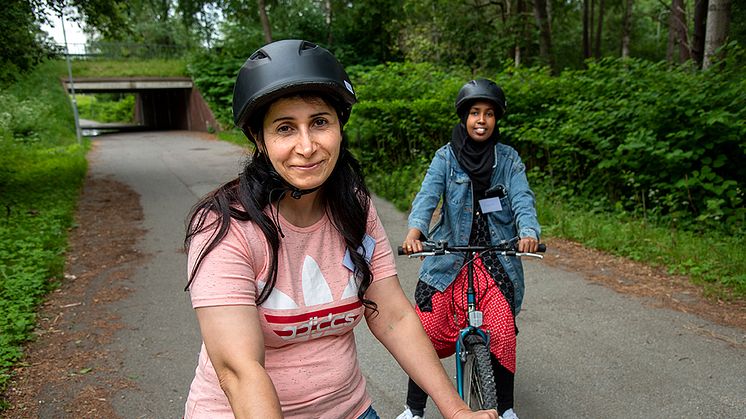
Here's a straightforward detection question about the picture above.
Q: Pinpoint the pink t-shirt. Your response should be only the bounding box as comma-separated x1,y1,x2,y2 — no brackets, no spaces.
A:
184,203,397,419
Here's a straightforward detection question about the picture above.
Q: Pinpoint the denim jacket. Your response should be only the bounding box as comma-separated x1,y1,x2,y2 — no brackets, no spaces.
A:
408,142,541,313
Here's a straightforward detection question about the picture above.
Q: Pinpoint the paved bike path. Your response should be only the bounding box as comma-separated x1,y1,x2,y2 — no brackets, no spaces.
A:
88,131,744,418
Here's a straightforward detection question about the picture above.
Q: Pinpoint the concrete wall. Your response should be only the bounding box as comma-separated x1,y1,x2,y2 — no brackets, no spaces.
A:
133,87,220,132
64,77,221,133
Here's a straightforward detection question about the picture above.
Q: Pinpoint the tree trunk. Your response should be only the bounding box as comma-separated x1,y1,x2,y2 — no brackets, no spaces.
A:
692,0,709,67
257,0,272,44
590,0,595,56
594,0,605,59
667,0,690,63
621,0,634,58
514,0,527,67
703,0,732,68
533,0,555,71
325,0,333,46
583,0,591,59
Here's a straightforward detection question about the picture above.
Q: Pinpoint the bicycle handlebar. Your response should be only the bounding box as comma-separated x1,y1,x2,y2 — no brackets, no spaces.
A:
397,240,546,259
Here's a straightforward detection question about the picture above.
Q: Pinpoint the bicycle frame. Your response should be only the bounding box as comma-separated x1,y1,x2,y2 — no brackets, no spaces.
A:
454,249,490,399
399,238,545,407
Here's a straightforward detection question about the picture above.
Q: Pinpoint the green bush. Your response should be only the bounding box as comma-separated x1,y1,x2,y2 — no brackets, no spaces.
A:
343,58,745,298
76,94,136,123
345,57,745,235
497,57,745,233
0,60,87,396
187,52,245,127
346,62,469,189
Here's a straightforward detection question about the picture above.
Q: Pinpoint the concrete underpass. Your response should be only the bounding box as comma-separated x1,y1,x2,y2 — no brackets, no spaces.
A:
61,77,220,133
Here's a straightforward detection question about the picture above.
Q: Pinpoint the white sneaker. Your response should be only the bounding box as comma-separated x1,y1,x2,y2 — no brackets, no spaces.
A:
500,408,519,419
395,406,423,419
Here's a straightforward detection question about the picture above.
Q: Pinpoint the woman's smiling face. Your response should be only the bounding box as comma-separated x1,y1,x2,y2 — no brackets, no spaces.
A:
260,96,342,191
465,100,497,141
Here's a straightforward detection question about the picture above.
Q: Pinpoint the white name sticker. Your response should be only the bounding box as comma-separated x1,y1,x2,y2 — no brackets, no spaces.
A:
343,234,376,271
479,197,503,214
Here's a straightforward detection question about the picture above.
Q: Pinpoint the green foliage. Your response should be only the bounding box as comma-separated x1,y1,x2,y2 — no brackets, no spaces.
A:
496,56,745,234
347,58,746,235
534,182,746,299
346,62,470,179
1,61,80,146
0,1,58,86
346,59,745,296
0,60,88,396
216,128,254,150
187,52,245,126
70,58,188,77
328,0,404,65
400,0,516,70
76,94,135,123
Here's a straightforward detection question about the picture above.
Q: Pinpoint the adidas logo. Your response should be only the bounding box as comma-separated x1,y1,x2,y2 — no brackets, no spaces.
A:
259,255,361,341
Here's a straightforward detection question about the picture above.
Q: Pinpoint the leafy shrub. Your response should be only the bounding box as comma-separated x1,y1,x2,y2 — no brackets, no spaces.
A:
76,94,136,123
347,58,745,234
187,52,245,127
0,60,87,397
345,62,470,204
496,57,745,233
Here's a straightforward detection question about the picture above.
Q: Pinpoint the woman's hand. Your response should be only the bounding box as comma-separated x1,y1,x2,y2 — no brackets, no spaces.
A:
451,407,499,419
517,236,538,253
402,228,424,255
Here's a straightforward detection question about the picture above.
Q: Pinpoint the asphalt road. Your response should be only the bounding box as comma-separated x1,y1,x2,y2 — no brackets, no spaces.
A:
87,131,745,419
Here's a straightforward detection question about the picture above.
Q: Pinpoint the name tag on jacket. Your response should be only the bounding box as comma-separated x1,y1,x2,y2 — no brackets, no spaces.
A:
479,197,503,213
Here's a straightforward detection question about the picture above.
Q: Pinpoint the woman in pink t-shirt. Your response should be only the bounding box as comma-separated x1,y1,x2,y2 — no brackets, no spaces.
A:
183,39,498,419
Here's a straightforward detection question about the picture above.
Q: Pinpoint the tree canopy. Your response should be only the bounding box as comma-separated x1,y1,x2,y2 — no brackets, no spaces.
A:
3,0,743,83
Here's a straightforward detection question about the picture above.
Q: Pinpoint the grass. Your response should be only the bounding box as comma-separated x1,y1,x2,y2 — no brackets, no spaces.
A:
216,128,254,149
0,60,88,403
65,58,188,78
536,189,746,300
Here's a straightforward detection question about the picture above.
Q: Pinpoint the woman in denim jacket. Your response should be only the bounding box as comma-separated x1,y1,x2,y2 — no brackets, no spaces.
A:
397,79,540,419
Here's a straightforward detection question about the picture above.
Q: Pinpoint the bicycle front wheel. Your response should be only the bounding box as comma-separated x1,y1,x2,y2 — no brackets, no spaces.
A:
461,334,498,410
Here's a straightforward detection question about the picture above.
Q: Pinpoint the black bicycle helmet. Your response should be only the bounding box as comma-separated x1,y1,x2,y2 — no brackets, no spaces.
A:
232,39,357,137
454,79,507,121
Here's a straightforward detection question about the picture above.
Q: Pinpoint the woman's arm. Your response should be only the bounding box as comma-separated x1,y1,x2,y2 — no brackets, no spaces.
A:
195,305,282,419
408,147,449,235
503,149,540,244
365,276,498,419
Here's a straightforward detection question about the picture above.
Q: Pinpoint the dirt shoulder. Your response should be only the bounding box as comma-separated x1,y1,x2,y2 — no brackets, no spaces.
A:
542,237,746,332
1,171,744,417
1,175,147,418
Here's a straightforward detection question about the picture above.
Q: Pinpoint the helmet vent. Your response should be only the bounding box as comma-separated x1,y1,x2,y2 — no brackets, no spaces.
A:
249,50,269,61
299,41,318,51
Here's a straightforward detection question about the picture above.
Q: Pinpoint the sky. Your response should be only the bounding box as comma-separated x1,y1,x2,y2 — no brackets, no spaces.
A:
41,10,88,52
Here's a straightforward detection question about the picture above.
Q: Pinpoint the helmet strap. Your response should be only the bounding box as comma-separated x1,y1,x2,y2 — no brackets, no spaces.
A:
267,166,324,200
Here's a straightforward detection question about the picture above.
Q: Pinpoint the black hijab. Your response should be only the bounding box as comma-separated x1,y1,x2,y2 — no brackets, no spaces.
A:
450,122,500,196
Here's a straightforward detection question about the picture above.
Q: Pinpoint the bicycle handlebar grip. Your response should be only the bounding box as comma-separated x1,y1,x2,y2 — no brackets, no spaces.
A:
538,243,546,253
397,246,405,256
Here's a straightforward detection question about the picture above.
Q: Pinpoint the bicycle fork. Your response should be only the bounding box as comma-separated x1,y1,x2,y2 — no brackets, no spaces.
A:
455,251,491,398
456,326,491,397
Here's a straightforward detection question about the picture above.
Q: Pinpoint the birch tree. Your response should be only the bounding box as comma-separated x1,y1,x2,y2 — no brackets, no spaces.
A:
621,0,633,58
703,0,732,68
